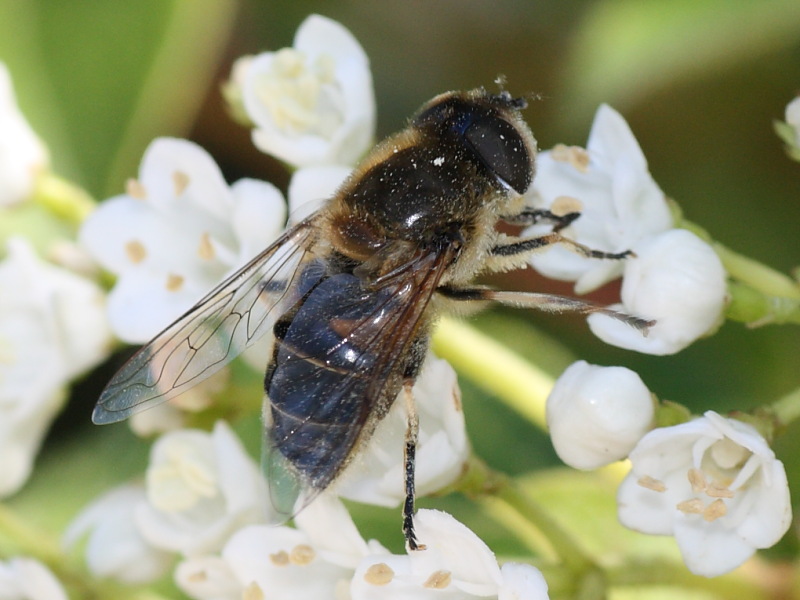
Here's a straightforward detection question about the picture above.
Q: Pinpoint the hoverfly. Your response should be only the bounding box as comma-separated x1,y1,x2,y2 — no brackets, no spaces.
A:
93,88,651,550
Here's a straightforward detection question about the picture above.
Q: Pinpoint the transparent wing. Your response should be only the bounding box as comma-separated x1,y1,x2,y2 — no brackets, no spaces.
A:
261,245,456,521
92,218,320,424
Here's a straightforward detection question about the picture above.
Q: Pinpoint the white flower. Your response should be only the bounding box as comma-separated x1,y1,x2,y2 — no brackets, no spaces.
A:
136,421,269,556
79,137,287,343
175,496,368,600
546,361,655,470
333,355,469,508
63,484,173,584
0,238,111,498
526,104,673,293
588,228,727,355
351,509,549,599
785,95,800,146
617,411,792,577
287,164,351,223
240,14,375,167
0,558,68,600
0,62,49,206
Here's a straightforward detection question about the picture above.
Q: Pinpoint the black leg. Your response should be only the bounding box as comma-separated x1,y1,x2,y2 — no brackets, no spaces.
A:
401,381,425,551
491,232,634,260
501,208,581,232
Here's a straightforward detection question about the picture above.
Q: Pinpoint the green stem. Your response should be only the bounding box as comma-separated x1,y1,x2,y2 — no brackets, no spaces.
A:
680,219,800,324
451,455,596,574
0,503,62,563
33,172,95,225
714,242,800,300
431,317,552,431
680,219,799,299
493,481,594,572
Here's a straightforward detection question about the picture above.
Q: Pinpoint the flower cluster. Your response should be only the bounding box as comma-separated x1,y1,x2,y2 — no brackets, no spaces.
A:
537,94,799,578
0,238,111,497
174,500,547,600
546,360,792,576
67,16,534,597
2,10,798,600
0,63,104,497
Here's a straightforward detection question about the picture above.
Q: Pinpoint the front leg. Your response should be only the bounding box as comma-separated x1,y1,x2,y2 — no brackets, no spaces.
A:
501,208,580,232
485,231,634,273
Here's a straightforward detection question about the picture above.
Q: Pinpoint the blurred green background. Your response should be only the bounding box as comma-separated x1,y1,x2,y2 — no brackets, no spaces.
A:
2,0,800,563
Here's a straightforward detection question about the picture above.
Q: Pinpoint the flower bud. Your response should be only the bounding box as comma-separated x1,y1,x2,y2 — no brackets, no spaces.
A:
546,361,655,470
588,228,726,355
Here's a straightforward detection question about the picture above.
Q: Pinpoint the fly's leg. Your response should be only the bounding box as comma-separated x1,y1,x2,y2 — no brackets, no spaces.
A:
491,232,634,260
484,230,635,274
501,208,580,232
402,380,425,551
437,286,654,332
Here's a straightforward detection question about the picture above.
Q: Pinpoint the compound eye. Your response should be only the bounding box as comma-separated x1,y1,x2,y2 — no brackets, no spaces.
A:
464,116,532,194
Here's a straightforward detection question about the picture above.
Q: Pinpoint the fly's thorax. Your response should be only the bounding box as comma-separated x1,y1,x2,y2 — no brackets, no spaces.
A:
337,136,494,242
332,89,536,241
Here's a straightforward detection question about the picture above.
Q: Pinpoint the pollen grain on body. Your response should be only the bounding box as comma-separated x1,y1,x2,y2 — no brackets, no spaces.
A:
124,240,147,264
637,475,667,492
364,562,394,586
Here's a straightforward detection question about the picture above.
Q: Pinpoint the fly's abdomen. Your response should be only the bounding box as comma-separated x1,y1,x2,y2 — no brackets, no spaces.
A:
266,272,393,488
